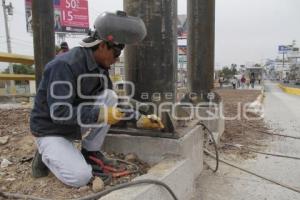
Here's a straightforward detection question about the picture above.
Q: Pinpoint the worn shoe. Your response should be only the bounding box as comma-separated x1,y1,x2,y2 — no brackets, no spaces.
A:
31,150,49,178
81,149,118,167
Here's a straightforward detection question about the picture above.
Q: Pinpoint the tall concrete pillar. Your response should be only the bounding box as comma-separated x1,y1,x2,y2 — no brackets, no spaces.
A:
32,0,55,88
124,0,177,103
187,0,215,97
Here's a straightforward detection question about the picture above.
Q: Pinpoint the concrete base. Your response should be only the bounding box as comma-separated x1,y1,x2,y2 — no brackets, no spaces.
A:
197,103,225,145
102,125,204,200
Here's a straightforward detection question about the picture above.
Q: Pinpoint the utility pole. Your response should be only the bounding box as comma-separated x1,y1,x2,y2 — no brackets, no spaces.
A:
282,52,285,69
2,0,15,93
32,0,55,88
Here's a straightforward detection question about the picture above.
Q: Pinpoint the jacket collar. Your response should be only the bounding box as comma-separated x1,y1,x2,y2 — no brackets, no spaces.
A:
84,48,107,73
85,48,99,72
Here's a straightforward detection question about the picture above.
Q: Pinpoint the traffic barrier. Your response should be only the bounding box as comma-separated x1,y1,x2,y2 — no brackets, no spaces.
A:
278,84,300,96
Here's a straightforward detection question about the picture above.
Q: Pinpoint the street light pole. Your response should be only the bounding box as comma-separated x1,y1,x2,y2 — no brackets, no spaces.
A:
2,0,15,93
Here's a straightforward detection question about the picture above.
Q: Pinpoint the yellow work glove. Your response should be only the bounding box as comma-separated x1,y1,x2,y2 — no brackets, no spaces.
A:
98,106,125,125
136,114,165,130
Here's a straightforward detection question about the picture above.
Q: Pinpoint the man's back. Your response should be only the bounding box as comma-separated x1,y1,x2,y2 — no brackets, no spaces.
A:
30,47,111,140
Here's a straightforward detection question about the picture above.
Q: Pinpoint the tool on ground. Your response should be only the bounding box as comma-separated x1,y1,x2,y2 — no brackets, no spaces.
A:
88,155,139,179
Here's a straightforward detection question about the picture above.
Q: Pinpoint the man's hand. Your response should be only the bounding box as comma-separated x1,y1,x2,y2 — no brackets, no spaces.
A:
136,114,165,130
98,107,125,125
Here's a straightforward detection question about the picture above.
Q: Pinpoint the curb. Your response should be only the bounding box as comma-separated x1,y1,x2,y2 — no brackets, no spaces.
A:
278,84,300,96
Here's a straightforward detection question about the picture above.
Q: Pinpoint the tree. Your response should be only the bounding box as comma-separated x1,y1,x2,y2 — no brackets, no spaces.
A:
3,64,35,84
254,63,261,67
3,64,35,75
220,65,237,79
230,63,237,75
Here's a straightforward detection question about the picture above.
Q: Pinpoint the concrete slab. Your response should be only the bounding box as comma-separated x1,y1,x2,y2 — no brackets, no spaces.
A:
100,156,194,200
192,82,300,200
102,125,204,200
197,103,225,145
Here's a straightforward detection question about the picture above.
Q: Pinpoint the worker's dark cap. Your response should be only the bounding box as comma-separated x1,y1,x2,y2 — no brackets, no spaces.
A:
60,42,69,50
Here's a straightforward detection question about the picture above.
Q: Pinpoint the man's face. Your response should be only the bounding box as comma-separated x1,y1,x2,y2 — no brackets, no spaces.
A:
94,42,123,69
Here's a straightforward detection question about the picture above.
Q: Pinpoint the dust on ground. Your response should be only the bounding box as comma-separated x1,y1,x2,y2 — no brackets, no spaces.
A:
214,89,272,160
0,89,273,198
0,106,149,199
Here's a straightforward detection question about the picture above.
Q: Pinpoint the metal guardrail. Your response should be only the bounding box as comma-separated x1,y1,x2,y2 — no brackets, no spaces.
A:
0,52,34,65
0,74,35,81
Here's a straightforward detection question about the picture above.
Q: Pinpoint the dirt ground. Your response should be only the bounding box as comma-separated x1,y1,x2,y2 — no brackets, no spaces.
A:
0,106,149,199
214,89,271,160
0,89,269,199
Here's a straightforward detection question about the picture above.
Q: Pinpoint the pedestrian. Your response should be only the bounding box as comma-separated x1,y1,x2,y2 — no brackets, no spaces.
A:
237,77,241,88
57,41,69,55
246,76,250,88
250,73,255,88
219,77,223,88
30,11,163,188
258,75,261,85
231,77,237,89
241,75,246,88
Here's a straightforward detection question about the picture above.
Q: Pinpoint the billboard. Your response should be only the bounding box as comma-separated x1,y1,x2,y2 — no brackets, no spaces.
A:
25,0,89,34
278,45,291,54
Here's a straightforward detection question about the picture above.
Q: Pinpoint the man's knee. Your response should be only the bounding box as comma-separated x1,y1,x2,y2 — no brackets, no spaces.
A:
65,166,93,187
73,169,93,187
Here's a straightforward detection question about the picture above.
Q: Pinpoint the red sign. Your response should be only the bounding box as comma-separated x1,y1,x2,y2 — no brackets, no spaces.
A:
60,0,89,31
25,0,89,34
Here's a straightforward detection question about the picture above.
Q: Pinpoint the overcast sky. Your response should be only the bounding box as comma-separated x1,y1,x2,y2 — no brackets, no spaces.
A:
1,0,300,69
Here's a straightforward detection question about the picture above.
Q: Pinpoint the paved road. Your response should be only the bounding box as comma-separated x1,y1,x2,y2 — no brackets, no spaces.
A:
192,81,300,200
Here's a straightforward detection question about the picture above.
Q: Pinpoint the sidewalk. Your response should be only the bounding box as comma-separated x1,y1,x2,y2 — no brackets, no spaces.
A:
218,84,263,91
192,81,300,200
237,85,263,90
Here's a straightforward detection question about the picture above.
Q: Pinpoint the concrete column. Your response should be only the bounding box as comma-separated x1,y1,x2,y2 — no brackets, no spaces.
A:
124,0,177,103
187,0,215,97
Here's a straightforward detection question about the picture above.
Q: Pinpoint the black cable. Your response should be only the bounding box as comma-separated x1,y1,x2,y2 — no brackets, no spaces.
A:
246,148,300,160
205,149,300,194
0,191,50,200
243,123,300,140
0,179,178,200
198,122,219,172
224,143,300,160
75,179,178,200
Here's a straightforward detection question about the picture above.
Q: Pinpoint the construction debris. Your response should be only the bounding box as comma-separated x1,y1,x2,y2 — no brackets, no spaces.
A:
0,105,150,199
124,153,138,162
0,136,9,145
1,159,12,168
92,177,105,192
